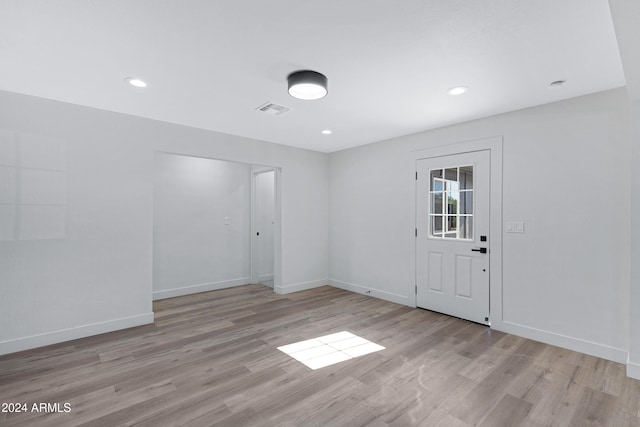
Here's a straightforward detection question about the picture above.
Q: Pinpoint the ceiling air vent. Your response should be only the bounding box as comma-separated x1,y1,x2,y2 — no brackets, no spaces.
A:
255,102,291,116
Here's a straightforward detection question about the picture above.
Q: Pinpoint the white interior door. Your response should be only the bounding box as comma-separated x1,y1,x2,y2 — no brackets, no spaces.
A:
416,150,490,324
252,169,275,288
257,171,275,286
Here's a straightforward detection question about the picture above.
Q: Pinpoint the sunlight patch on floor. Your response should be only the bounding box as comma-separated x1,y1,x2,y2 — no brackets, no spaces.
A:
277,331,385,370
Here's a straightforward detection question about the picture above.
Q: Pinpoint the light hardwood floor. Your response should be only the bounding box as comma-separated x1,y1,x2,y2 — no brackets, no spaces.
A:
1,285,639,426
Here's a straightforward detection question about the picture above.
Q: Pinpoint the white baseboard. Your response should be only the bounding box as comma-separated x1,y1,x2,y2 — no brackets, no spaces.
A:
495,320,627,364
259,274,274,282
328,278,410,306
627,359,640,380
325,280,628,367
275,278,328,295
0,312,154,356
153,277,251,300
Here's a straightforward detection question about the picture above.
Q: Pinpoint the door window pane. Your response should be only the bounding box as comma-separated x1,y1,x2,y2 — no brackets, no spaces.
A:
428,165,474,241
459,216,473,240
447,191,458,215
431,192,443,215
460,166,473,190
446,215,457,231
460,191,473,214
445,168,457,181
430,169,443,192
432,216,443,234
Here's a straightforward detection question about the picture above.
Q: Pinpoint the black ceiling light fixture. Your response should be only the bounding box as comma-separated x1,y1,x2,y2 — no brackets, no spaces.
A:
287,70,328,100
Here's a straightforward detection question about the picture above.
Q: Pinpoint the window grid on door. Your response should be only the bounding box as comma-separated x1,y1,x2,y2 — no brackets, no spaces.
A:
429,165,474,240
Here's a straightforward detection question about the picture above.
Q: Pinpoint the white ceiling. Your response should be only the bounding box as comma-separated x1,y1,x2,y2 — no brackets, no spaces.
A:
0,0,626,153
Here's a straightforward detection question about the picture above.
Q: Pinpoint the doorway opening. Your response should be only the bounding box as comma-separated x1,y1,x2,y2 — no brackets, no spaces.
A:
152,152,281,300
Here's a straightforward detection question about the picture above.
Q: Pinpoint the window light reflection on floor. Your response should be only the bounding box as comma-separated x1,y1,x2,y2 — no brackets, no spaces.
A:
277,331,385,370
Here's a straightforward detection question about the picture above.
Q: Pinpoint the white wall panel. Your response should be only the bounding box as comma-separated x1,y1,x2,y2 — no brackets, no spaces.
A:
20,169,66,205
18,205,66,240
0,166,16,203
19,133,66,171
0,205,15,241
0,130,17,166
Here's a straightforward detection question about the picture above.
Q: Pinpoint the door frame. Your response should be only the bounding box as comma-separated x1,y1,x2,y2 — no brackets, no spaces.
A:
250,167,282,289
409,136,503,326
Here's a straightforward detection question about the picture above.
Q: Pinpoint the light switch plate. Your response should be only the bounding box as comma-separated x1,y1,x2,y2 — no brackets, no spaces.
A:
506,221,524,233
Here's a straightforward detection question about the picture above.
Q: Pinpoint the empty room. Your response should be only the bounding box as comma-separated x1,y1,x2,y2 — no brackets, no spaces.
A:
1,1,640,426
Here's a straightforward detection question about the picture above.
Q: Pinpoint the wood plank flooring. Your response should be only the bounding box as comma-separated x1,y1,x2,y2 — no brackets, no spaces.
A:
1,285,639,426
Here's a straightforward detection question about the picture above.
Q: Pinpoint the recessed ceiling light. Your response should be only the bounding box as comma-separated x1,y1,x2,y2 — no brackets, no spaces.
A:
288,70,328,100
125,77,147,88
321,129,332,135
549,80,566,89
448,86,468,96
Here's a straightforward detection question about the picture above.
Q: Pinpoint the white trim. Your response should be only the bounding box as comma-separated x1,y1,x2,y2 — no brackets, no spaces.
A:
408,136,503,325
0,312,154,356
329,279,410,306
627,359,640,380
273,168,283,292
152,277,250,300
250,169,259,284
498,320,627,363
275,278,328,294
259,274,274,282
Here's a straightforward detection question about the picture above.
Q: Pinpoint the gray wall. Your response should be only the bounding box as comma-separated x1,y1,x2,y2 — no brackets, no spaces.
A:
329,88,632,363
609,0,640,378
153,153,252,299
0,90,329,355
1,85,638,377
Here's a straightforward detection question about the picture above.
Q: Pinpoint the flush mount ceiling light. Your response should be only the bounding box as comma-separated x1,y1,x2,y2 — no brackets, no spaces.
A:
287,70,328,100
448,86,468,95
321,129,332,135
125,77,147,88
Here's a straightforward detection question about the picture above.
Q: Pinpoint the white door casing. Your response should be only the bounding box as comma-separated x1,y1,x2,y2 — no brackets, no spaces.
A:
416,150,490,325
